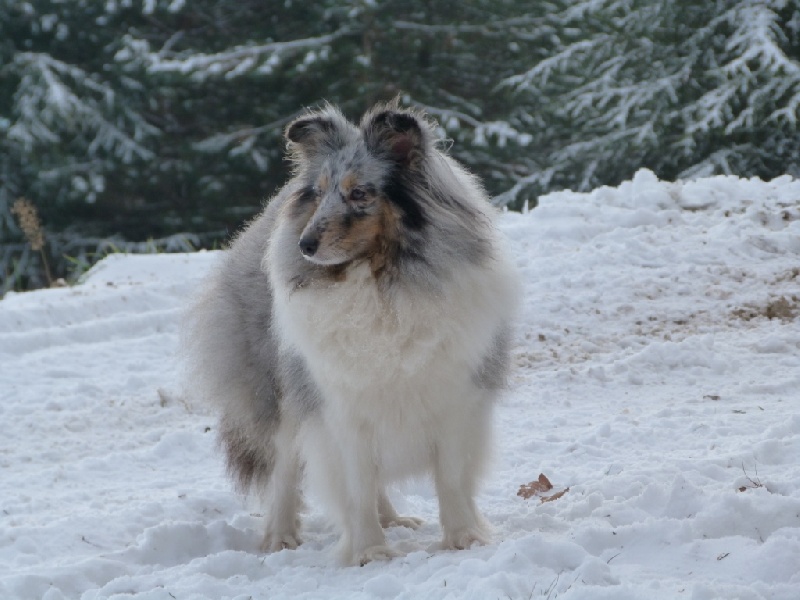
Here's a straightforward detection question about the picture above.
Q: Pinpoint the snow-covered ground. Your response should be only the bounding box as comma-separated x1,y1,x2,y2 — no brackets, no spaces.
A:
1,169,799,600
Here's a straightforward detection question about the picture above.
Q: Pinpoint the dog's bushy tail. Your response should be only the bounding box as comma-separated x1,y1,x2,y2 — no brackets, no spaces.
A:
182,260,279,494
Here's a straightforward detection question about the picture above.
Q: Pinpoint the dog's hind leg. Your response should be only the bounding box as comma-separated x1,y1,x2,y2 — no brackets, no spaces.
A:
378,489,423,530
260,419,302,552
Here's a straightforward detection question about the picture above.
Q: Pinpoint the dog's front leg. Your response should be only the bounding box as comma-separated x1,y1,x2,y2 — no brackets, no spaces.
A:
433,404,492,550
333,433,400,566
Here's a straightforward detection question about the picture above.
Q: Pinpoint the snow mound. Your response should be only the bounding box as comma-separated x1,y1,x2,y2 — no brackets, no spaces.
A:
1,170,799,599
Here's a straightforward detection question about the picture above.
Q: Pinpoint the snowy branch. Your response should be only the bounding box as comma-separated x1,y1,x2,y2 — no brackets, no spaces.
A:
503,37,611,90
392,14,547,37
409,100,533,149
136,27,355,79
9,53,157,162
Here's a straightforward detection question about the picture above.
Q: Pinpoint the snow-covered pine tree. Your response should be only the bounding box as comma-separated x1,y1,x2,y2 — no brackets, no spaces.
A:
1,1,165,291
342,0,540,199
122,0,542,204
0,3,160,229
499,0,800,206
1,0,347,291
8,0,797,291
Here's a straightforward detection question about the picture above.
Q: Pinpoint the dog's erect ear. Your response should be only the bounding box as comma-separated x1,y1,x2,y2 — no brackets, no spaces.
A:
286,115,336,155
285,107,351,159
362,109,427,168
285,115,334,146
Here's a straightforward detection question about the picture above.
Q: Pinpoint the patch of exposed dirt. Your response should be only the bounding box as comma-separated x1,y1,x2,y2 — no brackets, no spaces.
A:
732,295,799,322
776,267,800,282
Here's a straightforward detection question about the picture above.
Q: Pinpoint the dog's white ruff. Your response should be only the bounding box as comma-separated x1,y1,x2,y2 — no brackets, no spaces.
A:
268,241,518,564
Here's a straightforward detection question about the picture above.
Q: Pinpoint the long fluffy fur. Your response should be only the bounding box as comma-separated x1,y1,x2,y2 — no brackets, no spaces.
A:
185,101,519,565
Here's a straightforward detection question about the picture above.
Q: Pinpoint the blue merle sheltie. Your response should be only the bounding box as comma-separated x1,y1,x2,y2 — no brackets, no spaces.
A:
185,101,519,566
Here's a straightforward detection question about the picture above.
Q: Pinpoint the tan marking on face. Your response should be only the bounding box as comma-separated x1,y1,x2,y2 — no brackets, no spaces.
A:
369,200,403,277
326,210,383,260
310,197,388,269
340,171,359,195
317,173,330,193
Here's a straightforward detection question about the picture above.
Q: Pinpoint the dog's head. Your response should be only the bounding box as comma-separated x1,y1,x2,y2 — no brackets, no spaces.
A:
283,102,434,271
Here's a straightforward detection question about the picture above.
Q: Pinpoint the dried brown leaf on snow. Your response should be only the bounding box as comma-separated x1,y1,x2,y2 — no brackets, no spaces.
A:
518,473,569,503
540,488,570,503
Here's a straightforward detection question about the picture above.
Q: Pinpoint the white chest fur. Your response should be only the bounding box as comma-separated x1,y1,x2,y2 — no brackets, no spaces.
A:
275,263,502,382
270,256,517,476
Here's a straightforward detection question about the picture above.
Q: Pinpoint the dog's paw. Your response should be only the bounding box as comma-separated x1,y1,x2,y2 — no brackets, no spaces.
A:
260,531,301,553
355,545,402,567
441,527,490,551
380,515,424,530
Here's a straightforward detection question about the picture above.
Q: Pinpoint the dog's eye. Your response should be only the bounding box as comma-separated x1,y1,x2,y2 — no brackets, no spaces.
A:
349,188,366,202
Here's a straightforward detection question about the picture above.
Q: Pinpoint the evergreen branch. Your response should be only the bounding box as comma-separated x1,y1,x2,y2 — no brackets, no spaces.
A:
392,14,548,36
192,113,302,153
10,53,157,161
408,100,533,147
147,27,355,76
502,37,612,89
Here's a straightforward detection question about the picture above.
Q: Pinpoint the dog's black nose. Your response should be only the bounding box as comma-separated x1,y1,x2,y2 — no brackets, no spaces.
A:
299,236,319,256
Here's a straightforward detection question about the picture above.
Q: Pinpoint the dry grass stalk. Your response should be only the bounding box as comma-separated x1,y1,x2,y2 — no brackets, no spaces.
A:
738,463,764,493
11,197,52,285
